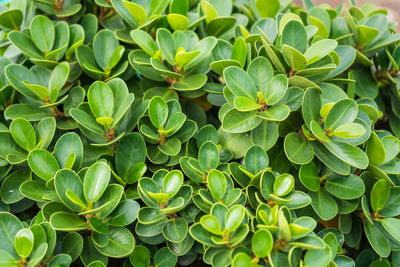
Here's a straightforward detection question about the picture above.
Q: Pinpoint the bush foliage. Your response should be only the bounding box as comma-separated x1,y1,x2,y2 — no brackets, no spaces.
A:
0,0,400,266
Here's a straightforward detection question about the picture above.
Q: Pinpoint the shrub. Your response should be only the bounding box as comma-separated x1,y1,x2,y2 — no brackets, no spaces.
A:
0,0,400,266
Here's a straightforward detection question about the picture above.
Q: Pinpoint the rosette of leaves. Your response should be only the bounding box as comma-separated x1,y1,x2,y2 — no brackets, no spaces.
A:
344,4,400,60
238,207,339,266
0,212,74,267
284,89,370,175
15,132,84,203
0,117,55,165
110,0,169,31
0,0,33,38
355,178,400,258
8,15,84,67
70,78,135,146
365,131,400,185
210,37,247,76
299,162,365,220
192,168,246,213
249,0,292,20
165,0,206,31
180,126,233,183
139,96,197,164
129,28,216,93
189,204,249,254
259,18,346,89
47,162,138,258
221,57,292,133
34,0,82,17
4,62,81,126
229,144,270,188
110,133,147,187
137,170,193,250
256,170,312,210
76,29,129,81
199,0,236,38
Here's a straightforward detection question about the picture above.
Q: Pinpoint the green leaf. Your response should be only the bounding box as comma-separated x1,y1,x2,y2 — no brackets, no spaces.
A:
264,74,288,106
28,149,60,181
255,0,280,18
49,61,69,95
162,217,188,243
304,39,338,65
324,141,369,169
370,179,391,212
302,88,321,128
231,37,246,67
247,56,273,93
222,109,262,133
357,25,379,45
310,120,330,143
55,169,85,212
175,50,200,69
167,14,189,31
332,123,366,138
0,9,23,30
93,29,121,71
200,214,221,235
129,245,150,267
50,212,89,231
225,205,245,232
171,74,207,91
381,218,400,243
14,228,34,258
26,243,47,267
299,162,320,192
208,170,227,201
162,170,183,198
47,254,72,267
157,28,176,66
324,99,358,130
54,132,83,170
234,96,261,112
256,104,290,121
30,15,55,53
273,174,294,197
252,229,273,258
87,81,114,126
224,66,257,100
93,226,134,257
281,20,308,53
0,250,17,266
366,132,386,166
148,96,169,129
325,174,365,200
131,30,157,56
244,145,269,174
199,141,219,172
310,188,338,220
284,132,314,165
61,232,83,262
109,199,140,226
158,137,181,156
282,45,308,71
154,247,177,267
115,133,146,183
0,169,31,204
10,118,36,151
83,162,111,203
364,221,390,257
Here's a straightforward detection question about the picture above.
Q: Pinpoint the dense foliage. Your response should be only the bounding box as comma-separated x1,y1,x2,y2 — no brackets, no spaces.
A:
0,0,400,266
